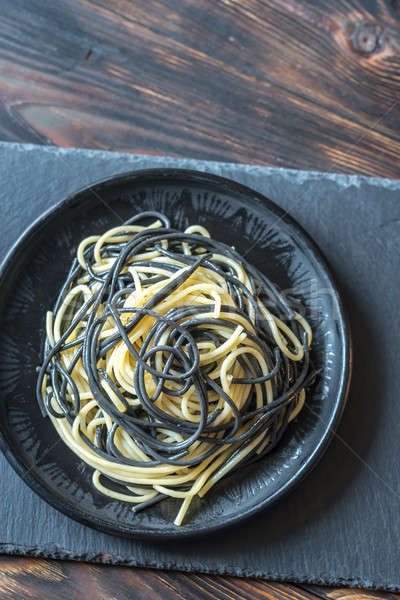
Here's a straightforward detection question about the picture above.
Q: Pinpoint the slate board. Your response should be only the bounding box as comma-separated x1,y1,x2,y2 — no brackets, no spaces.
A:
0,142,399,590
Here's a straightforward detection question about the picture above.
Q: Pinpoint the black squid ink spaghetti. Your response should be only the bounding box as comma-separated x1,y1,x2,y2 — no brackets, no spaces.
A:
37,211,314,525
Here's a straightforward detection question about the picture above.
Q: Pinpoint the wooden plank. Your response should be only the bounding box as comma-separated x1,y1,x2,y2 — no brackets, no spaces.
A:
5,555,398,600
300,585,400,600
0,556,324,600
0,0,398,176
4,555,398,600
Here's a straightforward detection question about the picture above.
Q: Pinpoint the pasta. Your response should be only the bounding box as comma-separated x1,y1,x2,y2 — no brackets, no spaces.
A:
36,211,314,526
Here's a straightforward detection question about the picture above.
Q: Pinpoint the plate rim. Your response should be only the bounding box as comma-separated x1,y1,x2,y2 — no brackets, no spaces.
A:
0,167,352,539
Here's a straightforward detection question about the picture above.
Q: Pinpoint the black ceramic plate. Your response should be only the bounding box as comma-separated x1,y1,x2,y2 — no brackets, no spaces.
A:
0,169,351,539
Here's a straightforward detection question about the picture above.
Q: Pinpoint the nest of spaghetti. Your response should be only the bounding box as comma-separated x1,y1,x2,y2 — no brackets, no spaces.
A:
37,211,314,526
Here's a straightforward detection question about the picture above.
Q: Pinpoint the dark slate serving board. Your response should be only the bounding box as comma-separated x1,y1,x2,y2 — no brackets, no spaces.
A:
0,142,399,590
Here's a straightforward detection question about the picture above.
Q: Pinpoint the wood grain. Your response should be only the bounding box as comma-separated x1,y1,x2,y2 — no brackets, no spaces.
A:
0,0,399,176
0,556,320,600
300,586,400,600
1,557,400,600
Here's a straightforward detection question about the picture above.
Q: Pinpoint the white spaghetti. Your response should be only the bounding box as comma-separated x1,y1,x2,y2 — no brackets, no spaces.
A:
37,211,313,526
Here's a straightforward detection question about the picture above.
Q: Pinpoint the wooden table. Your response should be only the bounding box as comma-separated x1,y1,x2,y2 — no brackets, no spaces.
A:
0,1,399,599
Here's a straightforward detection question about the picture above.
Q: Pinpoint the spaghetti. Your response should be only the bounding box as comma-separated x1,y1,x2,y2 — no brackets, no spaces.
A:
37,211,313,525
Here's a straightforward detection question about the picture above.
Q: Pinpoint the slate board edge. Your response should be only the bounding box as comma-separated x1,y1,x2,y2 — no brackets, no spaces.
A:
2,141,399,189
0,543,397,592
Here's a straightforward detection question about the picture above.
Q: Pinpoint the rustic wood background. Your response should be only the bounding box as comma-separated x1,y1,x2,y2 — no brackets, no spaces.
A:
0,0,399,177
0,0,399,598
1,556,400,600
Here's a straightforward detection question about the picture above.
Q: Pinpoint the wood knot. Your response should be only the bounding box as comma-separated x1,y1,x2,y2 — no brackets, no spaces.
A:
349,23,384,55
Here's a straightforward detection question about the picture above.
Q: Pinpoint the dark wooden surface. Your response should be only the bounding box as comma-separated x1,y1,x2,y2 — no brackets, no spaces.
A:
1,557,400,600
0,1,399,599
0,0,399,176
